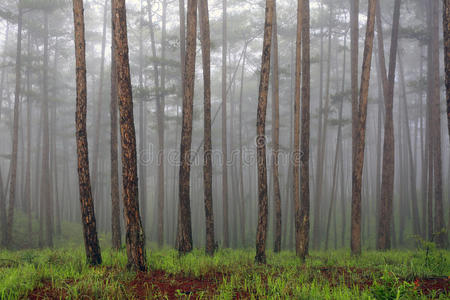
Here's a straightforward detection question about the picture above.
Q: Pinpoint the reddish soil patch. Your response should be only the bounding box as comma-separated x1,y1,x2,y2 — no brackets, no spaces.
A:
318,266,377,290
127,270,226,299
28,280,72,300
414,277,450,296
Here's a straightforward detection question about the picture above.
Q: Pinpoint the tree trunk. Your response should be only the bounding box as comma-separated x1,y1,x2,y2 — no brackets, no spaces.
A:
445,0,450,144
72,0,102,266
178,0,197,255
255,0,274,264
221,0,229,248
351,0,376,256
199,0,215,256
376,0,401,250
293,0,303,258
271,1,281,253
6,4,23,246
110,9,121,251
239,46,247,248
431,0,446,248
298,0,310,260
112,0,147,271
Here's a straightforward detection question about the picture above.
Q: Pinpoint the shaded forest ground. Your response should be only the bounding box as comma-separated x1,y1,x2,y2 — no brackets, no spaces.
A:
0,213,449,299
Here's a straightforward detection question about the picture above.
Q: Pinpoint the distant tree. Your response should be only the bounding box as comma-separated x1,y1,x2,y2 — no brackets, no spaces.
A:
351,0,376,256
72,0,102,266
178,0,197,255
222,0,229,248
445,0,450,144
112,0,147,271
255,0,274,264
6,0,23,246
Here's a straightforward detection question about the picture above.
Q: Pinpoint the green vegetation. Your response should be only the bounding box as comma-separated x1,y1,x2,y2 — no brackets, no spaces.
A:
0,246,449,299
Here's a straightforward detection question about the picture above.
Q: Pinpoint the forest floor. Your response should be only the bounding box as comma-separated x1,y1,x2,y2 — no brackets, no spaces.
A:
0,216,449,299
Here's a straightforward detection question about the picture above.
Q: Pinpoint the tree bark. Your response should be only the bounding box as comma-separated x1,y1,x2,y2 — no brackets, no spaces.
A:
298,0,310,260
72,0,102,266
255,0,274,264
112,0,147,271
293,0,303,258
351,0,376,256
178,0,197,255
271,0,281,253
199,0,215,256
445,0,450,144
110,9,121,251
6,3,23,246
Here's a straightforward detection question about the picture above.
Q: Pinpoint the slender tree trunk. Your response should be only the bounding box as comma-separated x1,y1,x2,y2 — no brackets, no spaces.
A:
178,0,197,255
221,0,229,248
376,0,401,250
0,169,6,246
6,4,23,245
112,0,147,271
255,0,274,264
298,0,310,260
351,0,376,256
25,31,32,239
293,0,303,258
0,22,8,122
92,0,108,198
199,0,215,256
239,46,247,248
271,1,281,253
72,0,102,266
445,0,450,143
398,52,421,236
110,12,121,250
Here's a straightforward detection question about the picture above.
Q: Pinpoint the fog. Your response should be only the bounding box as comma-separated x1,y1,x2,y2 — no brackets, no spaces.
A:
0,0,448,259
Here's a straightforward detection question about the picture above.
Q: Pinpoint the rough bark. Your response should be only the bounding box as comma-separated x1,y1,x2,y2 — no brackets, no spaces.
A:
351,0,359,170
351,0,376,256
72,0,102,266
255,0,274,264
298,0,310,260
199,0,215,256
6,4,23,246
293,0,303,258
178,0,197,255
112,0,147,271
238,46,247,248
110,13,121,251
271,0,281,253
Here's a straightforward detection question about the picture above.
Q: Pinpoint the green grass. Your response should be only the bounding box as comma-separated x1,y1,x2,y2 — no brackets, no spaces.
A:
0,214,449,299
0,246,448,299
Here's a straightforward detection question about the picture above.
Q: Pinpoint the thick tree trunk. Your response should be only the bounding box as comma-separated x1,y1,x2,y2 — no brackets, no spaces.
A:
351,0,376,256
112,0,147,271
271,1,281,253
199,0,215,256
110,14,121,250
293,0,303,258
376,0,401,251
72,0,102,266
431,0,446,248
298,0,310,260
6,5,23,245
255,0,274,264
178,0,197,255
